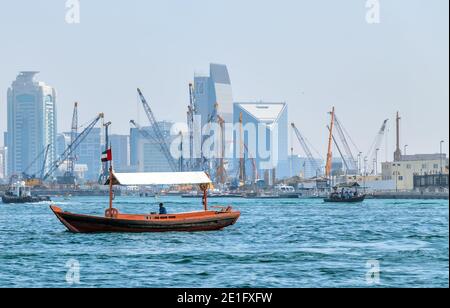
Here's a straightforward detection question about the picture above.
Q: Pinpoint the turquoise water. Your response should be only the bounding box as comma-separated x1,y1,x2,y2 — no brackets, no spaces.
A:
0,196,448,288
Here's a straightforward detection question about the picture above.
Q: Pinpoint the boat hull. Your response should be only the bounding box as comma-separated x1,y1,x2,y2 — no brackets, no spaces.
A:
323,195,366,203
2,195,51,204
50,205,240,233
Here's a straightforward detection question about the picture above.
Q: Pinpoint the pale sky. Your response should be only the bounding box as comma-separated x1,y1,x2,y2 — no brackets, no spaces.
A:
0,0,448,160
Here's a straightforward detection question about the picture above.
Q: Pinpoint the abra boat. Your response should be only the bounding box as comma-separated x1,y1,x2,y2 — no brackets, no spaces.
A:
1,181,50,204
324,182,366,203
50,168,240,233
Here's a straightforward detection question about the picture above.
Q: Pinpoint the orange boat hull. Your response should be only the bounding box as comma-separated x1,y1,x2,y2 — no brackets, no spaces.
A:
50,205,240,233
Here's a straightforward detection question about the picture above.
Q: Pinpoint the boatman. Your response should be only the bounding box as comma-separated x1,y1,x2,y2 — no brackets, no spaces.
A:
159,203,167,215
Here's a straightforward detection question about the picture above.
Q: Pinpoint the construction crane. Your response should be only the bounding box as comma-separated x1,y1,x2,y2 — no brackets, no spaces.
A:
243,143,257,185
58,102,79,185
325,107,335,178
67,102,78,176
239,113,246,183
327,125,350,173
136,88,178,172
21,143,51,186
129,120,178,172
187,83,197,171
333,114,358,172
216,112,227,185
367,119,389,174
291,123,321,178
43,113,104,181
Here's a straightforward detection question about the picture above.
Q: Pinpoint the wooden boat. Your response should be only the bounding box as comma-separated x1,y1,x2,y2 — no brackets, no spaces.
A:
50,168,240,233
324,194,366,203
324,182,366,203
50,205,239,233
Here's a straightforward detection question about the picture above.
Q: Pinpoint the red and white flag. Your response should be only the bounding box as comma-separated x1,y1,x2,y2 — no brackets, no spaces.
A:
101,148,112,162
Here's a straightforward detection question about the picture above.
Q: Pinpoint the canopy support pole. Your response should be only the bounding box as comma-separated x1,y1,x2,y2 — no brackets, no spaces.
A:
109,165,113,212
201,185,208,211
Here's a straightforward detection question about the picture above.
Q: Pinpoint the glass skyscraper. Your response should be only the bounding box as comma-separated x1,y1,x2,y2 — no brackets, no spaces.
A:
233,102,289,182
6,72,57,177
194,63,234,129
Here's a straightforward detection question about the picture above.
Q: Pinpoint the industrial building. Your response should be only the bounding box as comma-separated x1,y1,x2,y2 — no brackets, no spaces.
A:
6,72,57,177
380,112,449,191
382,154,449,191
233,102,288,184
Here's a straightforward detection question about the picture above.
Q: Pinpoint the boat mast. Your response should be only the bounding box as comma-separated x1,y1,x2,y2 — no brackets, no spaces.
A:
325,107,335,181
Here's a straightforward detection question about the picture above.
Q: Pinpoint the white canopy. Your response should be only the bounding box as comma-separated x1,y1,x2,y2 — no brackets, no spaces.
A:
107,172,212,186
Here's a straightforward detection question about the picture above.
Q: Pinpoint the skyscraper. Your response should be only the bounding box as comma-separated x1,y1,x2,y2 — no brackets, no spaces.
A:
0,147,6,180
234,102,289,182
110,134,129,172
193,64,234,179
194,63,234,129
7,72,57,177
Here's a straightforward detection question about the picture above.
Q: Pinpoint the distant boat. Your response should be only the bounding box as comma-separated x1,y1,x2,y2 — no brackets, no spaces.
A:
324,182,366,203
50,169,240,233
1,181,50,204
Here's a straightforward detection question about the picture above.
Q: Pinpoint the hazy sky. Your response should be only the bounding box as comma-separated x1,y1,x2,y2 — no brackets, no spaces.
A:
0,0,448,160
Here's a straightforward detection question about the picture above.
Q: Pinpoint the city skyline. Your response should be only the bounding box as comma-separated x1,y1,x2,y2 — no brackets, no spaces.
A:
0,0,448,159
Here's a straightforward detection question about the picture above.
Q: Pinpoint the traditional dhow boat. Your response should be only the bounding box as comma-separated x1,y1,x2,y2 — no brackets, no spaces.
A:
324,182,366,203
50,169,240,233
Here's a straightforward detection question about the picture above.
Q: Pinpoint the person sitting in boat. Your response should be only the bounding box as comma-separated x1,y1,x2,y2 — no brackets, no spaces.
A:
159,203,167,215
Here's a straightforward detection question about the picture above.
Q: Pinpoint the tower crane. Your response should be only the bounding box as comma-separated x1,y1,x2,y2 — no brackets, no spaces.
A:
367,119,389,174
136,88,178,172
43,113,104,181
291,123,321,178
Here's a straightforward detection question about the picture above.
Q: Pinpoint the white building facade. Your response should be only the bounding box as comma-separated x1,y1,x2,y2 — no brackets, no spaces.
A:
6,72,57,177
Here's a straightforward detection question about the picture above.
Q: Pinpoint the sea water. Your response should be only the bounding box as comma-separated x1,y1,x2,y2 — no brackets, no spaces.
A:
0,196,448,288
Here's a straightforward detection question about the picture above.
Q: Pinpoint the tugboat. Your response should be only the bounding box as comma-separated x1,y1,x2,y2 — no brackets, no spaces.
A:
324,182,366,203
1,181,51,204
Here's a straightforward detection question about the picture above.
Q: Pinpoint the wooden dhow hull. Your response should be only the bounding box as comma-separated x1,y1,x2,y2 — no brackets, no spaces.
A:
50,205,240,233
